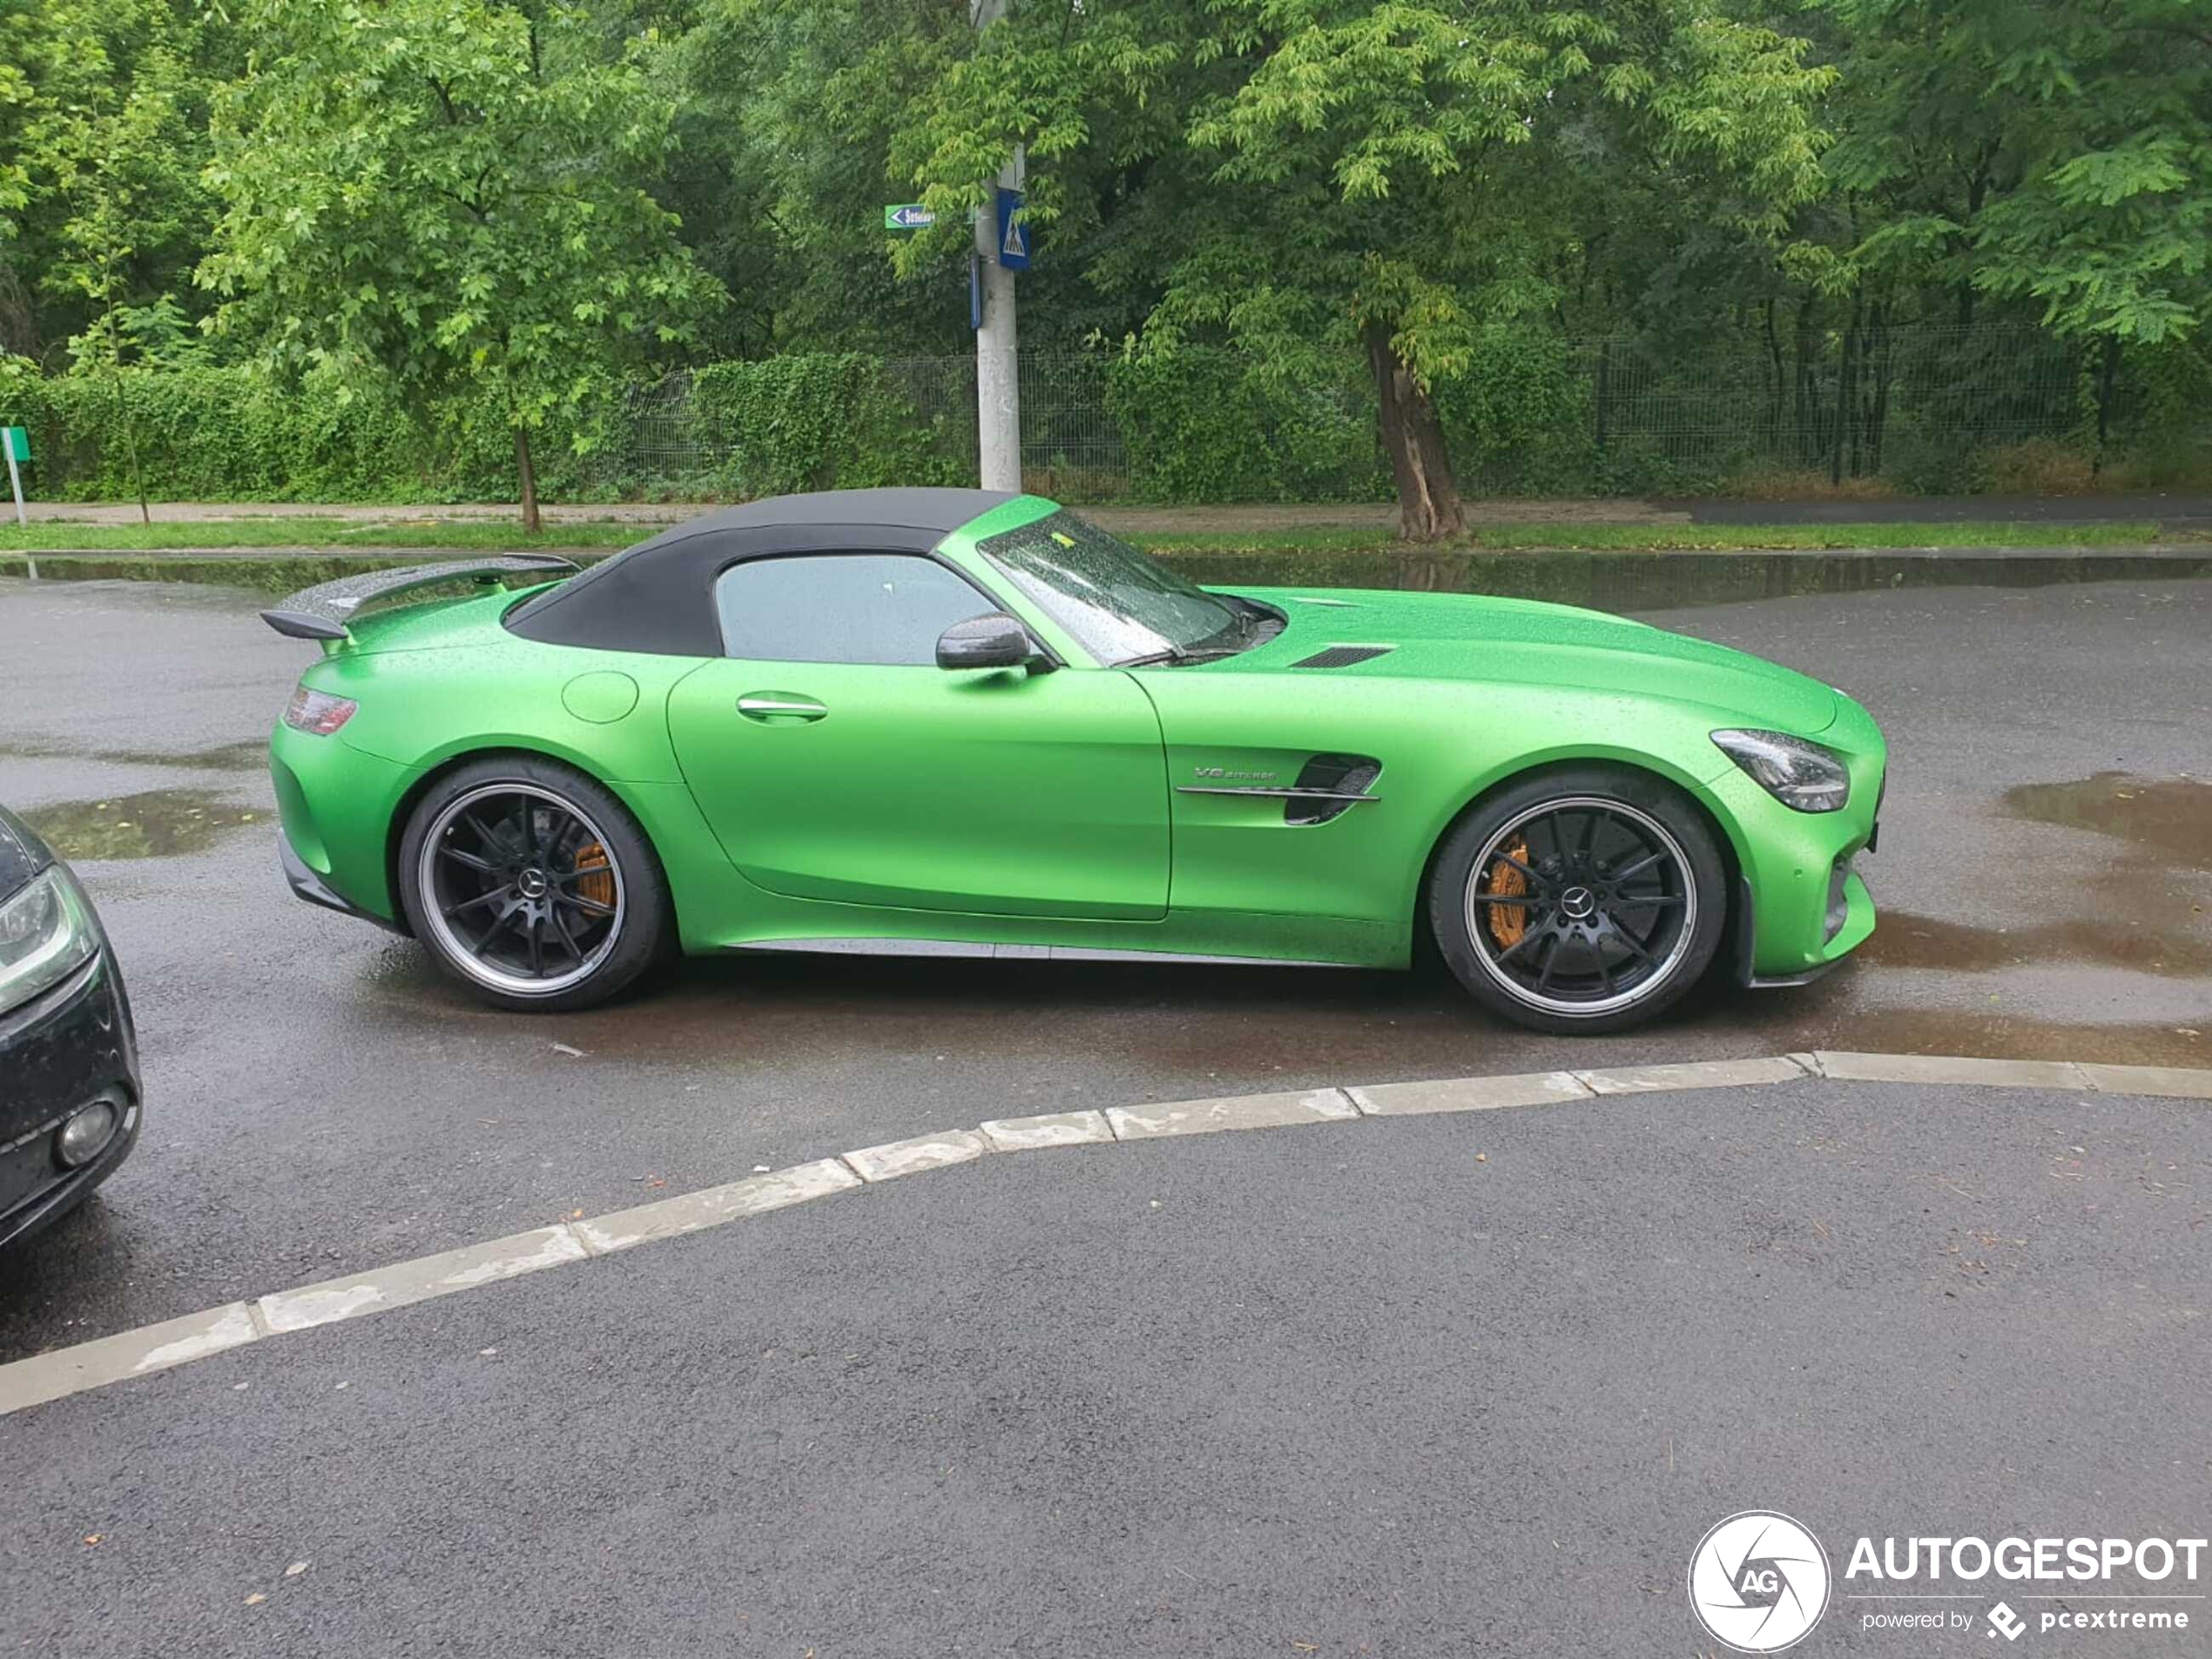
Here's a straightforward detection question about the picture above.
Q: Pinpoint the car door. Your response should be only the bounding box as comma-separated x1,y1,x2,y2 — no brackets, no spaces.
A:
665,550,1170,921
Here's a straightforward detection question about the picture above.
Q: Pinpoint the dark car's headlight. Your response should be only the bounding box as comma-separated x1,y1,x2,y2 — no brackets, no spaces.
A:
0,866,103,1015
1711,729,1851,813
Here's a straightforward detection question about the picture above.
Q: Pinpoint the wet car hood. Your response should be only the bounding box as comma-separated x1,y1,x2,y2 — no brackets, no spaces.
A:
0,804,52,902
1225,587,1842,735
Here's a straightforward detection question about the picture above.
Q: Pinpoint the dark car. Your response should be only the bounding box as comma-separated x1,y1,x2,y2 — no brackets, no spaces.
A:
0,805,140,1247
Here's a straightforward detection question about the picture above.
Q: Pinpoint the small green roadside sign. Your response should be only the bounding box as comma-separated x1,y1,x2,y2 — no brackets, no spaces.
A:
2,426,25,463
884,204,936,231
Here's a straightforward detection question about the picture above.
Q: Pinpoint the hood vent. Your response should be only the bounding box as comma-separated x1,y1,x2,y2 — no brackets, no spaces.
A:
1291,644,1394,670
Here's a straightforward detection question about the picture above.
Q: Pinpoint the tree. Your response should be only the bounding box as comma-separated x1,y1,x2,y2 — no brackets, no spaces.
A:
1825,0,2212,350
44,49,212,523
198,0,722,528
0,0,217,366
891,0,1834,538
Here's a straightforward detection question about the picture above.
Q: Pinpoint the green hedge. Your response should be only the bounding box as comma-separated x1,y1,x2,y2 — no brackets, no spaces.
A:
686,356,966,496
7,339,2202,509
1104,350,1387,503
0,365,607,504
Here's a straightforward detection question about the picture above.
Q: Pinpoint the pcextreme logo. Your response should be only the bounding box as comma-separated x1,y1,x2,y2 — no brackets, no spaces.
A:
1688,1511,1832,1653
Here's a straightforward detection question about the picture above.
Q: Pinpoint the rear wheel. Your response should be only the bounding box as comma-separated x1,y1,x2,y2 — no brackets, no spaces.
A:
397,756,671,1012
1428,766,1726,1035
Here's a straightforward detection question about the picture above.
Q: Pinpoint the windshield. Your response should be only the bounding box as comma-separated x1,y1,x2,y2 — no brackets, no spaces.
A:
976,509,1242,665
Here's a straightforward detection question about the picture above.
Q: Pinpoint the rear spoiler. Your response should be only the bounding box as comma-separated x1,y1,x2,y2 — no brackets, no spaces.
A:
260,555,581,642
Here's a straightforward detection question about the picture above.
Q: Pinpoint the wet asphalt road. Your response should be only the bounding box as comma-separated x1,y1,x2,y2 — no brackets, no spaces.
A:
3,1077,2208,1656
0,572,2207,1360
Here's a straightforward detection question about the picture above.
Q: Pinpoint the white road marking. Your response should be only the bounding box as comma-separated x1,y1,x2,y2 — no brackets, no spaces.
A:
0,1051,2204,1417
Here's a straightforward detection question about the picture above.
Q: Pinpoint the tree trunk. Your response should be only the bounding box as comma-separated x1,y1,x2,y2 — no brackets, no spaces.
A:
1363,320,1464,543
105,300,150,524
2092,336,2121,477
113,371,150,526
1864,303,1892,476
1792,300,1819,468
1762,298,1784,458
1594,339,1611,457
1831,292,1862,486
515,425,541,534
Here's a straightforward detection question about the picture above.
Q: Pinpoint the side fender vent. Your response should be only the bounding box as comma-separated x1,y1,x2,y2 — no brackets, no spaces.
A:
1286,753,1383,826
1291,644,1394,670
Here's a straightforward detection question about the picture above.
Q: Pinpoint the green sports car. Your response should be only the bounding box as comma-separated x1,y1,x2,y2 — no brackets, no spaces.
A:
264,488,1883,1034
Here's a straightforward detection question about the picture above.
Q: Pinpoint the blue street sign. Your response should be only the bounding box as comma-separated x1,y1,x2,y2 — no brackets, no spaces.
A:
884,203,936,231
995,187,1030,272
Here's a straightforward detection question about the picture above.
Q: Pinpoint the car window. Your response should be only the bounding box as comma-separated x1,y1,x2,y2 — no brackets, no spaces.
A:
714,554,995,665
975,509,1244,665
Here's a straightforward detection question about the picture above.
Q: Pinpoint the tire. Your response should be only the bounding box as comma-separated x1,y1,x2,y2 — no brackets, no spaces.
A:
1427,765,1727,1035
396,755,672,1013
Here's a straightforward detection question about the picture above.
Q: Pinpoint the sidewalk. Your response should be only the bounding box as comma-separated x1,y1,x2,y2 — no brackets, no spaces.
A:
17,489,2212,533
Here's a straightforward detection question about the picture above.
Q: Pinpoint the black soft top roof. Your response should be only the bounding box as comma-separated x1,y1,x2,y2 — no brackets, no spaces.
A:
621,488,1015,551
506,489,1018,658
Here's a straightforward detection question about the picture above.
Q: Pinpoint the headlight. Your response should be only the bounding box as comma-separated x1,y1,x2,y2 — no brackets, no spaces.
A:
0,865,103,1016
1711,729,1851,813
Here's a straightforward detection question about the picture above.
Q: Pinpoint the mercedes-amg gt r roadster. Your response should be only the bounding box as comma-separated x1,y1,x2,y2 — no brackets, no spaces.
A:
263,489,1883,1034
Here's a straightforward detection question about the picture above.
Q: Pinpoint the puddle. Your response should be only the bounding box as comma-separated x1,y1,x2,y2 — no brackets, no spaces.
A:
2003,773,2212,868
1862,912,2212,979
1825,1008,2207,1069
17,790,264,860
0,737,266,772
1691,974,2208,1068
1167,550,2212,614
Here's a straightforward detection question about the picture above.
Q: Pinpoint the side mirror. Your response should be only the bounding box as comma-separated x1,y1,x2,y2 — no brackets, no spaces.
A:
936,611,1037,672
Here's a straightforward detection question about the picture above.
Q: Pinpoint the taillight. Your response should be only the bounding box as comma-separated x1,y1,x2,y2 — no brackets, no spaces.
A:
284,686,358,736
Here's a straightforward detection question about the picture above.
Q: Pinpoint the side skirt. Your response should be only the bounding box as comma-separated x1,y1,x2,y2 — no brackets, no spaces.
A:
725,937,1356,970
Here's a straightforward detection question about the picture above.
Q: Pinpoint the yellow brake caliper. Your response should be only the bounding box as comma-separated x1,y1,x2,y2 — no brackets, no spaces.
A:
1483,837,1531,949
572,842,616,909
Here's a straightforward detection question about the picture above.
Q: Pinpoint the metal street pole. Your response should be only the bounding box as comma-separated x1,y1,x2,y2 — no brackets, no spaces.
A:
972,0,1021,492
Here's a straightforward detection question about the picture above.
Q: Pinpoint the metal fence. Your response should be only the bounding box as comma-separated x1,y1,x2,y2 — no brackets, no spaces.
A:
612,325,2165,502
1561,323,2115,490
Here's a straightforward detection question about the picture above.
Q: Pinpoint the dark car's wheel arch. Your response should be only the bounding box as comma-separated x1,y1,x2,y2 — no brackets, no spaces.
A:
1411,756,1744,971
384,745,681,947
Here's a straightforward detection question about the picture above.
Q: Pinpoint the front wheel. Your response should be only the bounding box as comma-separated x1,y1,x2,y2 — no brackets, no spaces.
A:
397,756,671,1012
1427,766,1727,1035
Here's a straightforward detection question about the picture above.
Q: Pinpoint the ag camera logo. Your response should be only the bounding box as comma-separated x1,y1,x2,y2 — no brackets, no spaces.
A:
1689,1511,1832,1652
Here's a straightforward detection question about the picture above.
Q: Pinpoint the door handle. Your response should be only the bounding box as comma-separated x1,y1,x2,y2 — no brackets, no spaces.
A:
738,693,827,723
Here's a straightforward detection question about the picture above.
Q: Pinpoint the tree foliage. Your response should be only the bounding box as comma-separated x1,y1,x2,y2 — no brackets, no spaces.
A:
196,0,722,524
1,0,2205,526
0,0,217,364
882,0,1833,534
1817,0,2212,344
